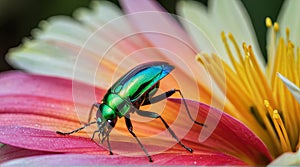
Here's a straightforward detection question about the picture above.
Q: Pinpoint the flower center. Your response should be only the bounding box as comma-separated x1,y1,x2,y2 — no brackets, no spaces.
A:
265,17,300,154
196,17,300,157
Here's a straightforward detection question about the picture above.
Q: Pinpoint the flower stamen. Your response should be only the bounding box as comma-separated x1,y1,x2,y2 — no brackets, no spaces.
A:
269,23,300,150
221,31,242,73
286,27,290,42
196,53,253,119
273,110,291,152
266,17,279,80
228,33,243,63
264,100,291,153
265,17,273,28
223,32,252,94
196,23,300,156
197,32,282,155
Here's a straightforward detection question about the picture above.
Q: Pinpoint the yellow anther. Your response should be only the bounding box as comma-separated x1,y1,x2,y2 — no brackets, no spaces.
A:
264,100,274,116
248,45,252,52
195,53,203,64
264,100,270,106
242,42,247,51
274,22,279,32
228,33,234,39
286,27,290,41
273,110,280,119
221,31,227,41
242,43,249,55
265,17,273,28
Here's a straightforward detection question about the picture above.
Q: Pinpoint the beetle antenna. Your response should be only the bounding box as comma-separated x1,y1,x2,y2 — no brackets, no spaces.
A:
56,121,97,135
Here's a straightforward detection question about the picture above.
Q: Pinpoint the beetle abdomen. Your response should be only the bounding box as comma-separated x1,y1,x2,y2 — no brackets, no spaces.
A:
111,62,174,102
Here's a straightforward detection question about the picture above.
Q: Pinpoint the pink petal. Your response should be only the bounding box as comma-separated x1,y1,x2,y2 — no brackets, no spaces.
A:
0,126,102,153
168,99,273,165
119,0,215,104
0,71,106,153
0,71,104,105
0,145,51,164
0,71,105,131
1,153,246,166
120,0,195,64
120,0,190,42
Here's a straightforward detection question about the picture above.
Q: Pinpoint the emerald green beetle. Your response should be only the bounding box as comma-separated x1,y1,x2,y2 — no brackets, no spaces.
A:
56,61,206,162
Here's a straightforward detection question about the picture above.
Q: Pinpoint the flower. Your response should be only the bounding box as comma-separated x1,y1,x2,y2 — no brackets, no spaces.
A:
0,0,275,166
0,71,272,166
177,0,300,164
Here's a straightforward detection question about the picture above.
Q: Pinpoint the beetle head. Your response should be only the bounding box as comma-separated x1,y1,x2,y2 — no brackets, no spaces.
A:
96,103,118,142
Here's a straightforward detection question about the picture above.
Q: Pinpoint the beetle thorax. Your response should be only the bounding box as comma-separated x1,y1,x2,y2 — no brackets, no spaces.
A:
102,93,132,117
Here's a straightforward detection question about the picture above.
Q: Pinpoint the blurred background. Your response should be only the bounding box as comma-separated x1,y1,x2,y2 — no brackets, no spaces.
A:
0,0,283,72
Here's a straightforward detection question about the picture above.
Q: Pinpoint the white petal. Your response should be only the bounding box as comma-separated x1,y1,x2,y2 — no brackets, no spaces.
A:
178,0,265,69
211,0,264,66
7,40,95,85
277,0,300,47
277,73,300,104
6,16,103,85
177,0,221,55
268,148,300,166
6,2,144,88
34,16,91,47
74,1,123,27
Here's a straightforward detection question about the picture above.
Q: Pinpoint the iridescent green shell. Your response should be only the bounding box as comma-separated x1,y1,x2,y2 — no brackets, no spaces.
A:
101,62,174,117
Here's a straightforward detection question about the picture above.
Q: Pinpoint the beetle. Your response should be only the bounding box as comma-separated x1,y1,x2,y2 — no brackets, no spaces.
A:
56,61,206,162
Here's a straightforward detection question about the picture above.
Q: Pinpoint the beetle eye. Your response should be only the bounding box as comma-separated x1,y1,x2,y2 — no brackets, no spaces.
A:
107,118,117,128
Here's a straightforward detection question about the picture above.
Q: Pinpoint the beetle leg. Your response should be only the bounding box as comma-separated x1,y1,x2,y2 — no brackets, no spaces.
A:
125,115,153,162
142,89,176,105
135,109,193,153
91,128,113,155
142,89,206,127
56,121,97,135
87,103,100,123
106,135,113,155
91,129,100,141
